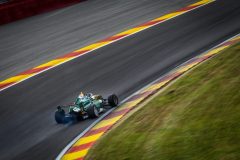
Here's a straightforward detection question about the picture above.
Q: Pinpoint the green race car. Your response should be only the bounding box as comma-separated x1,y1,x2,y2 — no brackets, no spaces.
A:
55,92,118,124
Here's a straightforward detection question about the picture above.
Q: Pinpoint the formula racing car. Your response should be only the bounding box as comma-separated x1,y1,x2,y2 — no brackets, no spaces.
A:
55,92,118,124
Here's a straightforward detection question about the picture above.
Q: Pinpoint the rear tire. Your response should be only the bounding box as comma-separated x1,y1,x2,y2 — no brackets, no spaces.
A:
55,109,65,124
108,94,118,107
87,105,99,118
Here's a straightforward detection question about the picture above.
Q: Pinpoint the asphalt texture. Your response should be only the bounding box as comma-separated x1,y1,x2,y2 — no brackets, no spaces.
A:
0,0,240,159
0,0,198,81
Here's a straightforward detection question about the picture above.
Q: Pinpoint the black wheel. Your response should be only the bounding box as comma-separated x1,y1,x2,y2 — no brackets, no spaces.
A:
87,105,99,118
108,94,118,107
55,108,65,124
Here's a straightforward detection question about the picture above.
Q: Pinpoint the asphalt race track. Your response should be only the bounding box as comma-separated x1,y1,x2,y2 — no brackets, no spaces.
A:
0,0,198,81
0,0,240,159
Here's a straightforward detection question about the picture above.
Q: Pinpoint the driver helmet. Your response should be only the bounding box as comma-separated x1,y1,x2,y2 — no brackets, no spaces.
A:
78,92,84,98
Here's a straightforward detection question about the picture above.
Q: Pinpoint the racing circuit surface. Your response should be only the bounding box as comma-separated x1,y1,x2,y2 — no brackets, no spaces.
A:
0,0,240,159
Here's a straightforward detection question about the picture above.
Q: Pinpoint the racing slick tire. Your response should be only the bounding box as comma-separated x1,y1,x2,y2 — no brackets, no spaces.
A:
108,94,118,107
55,107,65,124
87,105,99,118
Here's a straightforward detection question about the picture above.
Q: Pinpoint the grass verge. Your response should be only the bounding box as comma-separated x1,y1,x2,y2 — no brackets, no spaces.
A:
86,43,240,160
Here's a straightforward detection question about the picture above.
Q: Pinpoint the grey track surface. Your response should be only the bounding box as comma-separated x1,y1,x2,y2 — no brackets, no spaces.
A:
0,0,198,81
0,0,240,159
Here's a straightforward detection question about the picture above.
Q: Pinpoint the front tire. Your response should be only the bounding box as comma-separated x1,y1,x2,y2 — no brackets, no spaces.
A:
108,94,118,107
87,105,99,118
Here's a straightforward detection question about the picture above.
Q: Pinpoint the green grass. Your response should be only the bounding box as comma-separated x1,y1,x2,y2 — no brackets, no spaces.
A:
86,43,240,160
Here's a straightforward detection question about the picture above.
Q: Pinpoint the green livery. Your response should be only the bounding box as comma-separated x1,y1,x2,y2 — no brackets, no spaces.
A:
55,93,118,124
